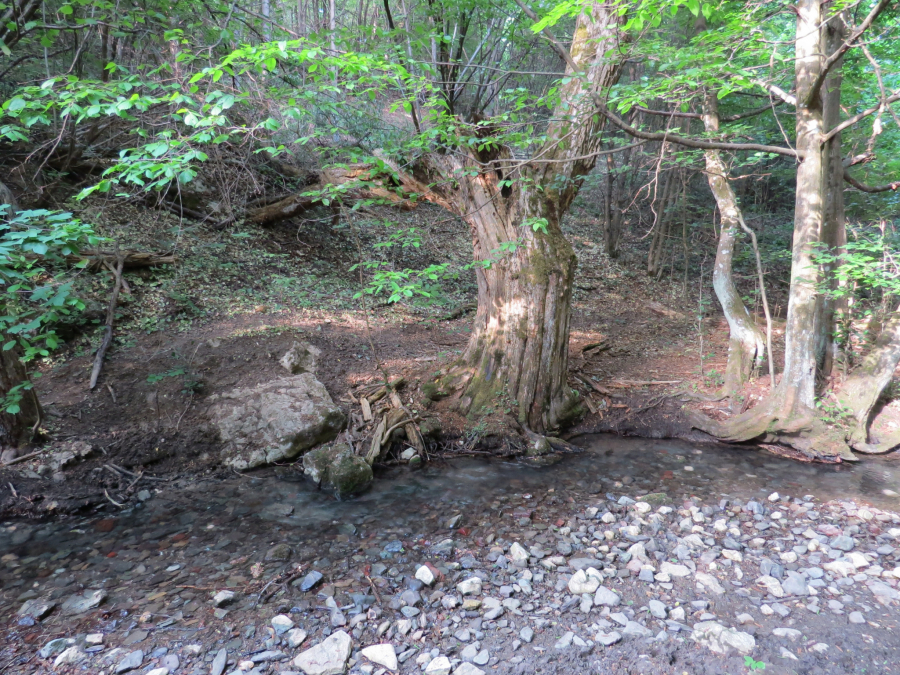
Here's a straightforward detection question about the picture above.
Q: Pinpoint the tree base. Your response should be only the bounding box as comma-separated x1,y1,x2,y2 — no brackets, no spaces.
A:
686,398,858,462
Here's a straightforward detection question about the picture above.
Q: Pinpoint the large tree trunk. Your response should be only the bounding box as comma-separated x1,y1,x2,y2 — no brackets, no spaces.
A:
837,306,900,452
701,93,766,397
0,344,41,453
816,15,847,379
401,5,623,438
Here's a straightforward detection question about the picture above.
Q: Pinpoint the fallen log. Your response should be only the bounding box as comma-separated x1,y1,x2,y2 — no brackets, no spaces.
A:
69,249,177,270
246,163,419,226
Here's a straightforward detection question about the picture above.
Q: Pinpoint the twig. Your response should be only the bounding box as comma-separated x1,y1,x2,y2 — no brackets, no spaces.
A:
90,249,125,389
103,489,124,507
737,213,775,388
106,383,117,403
365,574,382,605
8,482,17,498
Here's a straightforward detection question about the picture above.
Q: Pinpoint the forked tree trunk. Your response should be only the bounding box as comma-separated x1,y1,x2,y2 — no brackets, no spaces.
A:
837,307,900,452
701,93,766,396
0,344,41,451
394,5,622,438
688,0,855,460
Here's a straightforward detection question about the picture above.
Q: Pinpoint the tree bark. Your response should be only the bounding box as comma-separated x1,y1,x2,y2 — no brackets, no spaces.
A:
0,344,41,451
701,93,766,397
687,0,856,460
837,306,900,452
816,14,847,379
399,5,623,438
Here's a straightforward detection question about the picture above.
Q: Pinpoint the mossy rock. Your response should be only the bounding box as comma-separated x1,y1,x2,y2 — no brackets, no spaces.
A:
641,492,670,505
302,441,373,500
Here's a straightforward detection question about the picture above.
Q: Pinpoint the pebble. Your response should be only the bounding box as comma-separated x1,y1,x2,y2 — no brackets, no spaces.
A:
212,590,235,607
115,650,144,674
212,648,228,675
287,629,308,649
457,577,482,595
271,615,294,635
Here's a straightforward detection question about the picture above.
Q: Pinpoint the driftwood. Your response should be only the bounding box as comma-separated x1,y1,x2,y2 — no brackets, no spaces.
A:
90,252,124,389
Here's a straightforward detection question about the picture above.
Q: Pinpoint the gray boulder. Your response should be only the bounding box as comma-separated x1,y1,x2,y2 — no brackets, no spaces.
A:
209,373,346,469
303,442,373,499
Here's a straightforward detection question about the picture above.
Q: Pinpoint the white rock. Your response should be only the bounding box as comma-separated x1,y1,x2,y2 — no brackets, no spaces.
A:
293,630,352,675
453,664,485,675
212,590,235,607
691,621,756,655
416,565,436,586
722,550,743,562
272,614,295,635
508,543,529,563
54,646,85,668
768,492,780,502
660,562,690,578
567,568,601,595
424,656,452,675
593,586,621,607
757,575,785,598
457,578,482,595
633,502,652,514
85,633,104,646
147,670,170,675
287,628,308,649
360,644,397,671
695,572,726,595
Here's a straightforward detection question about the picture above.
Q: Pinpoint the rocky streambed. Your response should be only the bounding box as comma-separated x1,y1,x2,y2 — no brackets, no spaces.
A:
2,436,900,675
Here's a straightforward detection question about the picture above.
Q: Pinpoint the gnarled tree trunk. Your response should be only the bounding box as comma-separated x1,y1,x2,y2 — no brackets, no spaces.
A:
393,6,622,438
688,0,855,460
837,306,900,453
701,93,766,397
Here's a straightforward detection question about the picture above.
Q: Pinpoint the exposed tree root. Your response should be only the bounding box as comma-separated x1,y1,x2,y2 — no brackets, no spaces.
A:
687,399,858,462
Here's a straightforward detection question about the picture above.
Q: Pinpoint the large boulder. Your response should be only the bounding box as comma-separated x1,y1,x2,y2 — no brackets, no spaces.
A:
303,442,373,499
209,373,346,469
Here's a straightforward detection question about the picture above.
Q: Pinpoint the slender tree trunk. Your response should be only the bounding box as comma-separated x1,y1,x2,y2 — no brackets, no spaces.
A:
701,93,766,397
817,15,847,379
778,0,826,417
688,0,855,460
0,345,41,451
837,306,900,452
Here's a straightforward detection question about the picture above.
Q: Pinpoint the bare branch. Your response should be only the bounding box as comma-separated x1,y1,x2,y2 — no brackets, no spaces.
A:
807,0,892,106
824,91,900,142
599,105,799,158
843,170,900,193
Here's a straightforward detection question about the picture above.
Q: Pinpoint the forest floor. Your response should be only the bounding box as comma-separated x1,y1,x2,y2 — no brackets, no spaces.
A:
1,184,899,517
2,186,900,675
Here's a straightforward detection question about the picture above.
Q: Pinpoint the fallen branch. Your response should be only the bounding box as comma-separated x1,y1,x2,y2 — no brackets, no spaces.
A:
90,251,124,390
103,489,124,507
1,449,47,466
55,249,177,270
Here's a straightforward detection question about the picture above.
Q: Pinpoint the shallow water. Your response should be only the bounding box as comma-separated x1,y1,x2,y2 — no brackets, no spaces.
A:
5,435,900,553
249,434,900,530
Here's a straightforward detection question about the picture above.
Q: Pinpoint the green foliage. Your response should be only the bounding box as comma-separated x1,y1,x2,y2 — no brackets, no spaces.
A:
814,227,900,301
744,655,766,671
0,207,99,361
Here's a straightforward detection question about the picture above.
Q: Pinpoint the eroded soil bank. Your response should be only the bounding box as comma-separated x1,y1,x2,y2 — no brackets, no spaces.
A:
2,436,900,675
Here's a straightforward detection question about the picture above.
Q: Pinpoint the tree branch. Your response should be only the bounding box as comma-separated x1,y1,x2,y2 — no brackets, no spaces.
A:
843,170,900,193
599,105,799,158
823,91,900,142
635,101,784,123
807,0,892,106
